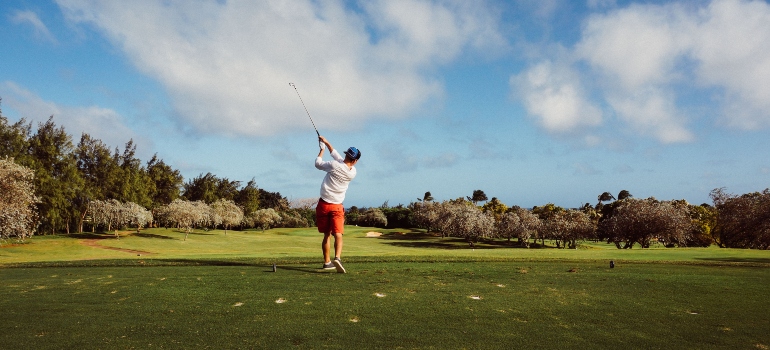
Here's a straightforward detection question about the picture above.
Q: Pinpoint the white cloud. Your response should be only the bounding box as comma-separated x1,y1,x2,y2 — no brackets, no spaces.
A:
690,0,770,130
515,0,770,144
0,81,139,149
576,4,694,90
10,10,57,43
512,60,603,134
606,88,693,143
586,0,617,9
55,0,506,137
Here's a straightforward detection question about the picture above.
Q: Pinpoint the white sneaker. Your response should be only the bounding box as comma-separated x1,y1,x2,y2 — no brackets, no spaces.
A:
332,257,346,274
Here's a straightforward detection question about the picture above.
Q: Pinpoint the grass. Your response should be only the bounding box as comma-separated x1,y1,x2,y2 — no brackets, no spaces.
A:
2,227,770,349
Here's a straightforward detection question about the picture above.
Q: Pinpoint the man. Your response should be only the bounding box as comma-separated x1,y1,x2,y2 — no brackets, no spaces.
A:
315,135,360,273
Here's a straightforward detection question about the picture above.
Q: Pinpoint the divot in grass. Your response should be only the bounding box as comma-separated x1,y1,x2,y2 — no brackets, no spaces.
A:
233,302,244,307
275,298,287,304
349,316,360,323
374,293,386,298
469,295,482,300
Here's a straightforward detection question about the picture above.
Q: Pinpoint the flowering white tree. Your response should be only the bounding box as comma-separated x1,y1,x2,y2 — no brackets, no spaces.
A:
599,198,691,249
0,158,39,242
156,199,211,240
124,201,153,233
88,199,151,239
90,199,125,238
251,208,282,231
211,198,243,234
541,209,595,249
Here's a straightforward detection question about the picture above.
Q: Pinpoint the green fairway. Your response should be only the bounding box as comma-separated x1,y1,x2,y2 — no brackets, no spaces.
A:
2,227,770,349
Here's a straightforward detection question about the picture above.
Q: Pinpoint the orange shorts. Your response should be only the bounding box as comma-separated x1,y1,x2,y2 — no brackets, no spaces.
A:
316,199,345,234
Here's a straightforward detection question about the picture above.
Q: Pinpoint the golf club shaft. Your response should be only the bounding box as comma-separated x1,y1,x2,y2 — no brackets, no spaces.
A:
289,83,320,137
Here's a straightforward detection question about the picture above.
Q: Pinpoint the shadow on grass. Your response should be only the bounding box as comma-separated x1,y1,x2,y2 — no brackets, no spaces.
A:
67,232,124,240
695,257,770,264
151,259,327,274
378,232,552,250
134,233,177,240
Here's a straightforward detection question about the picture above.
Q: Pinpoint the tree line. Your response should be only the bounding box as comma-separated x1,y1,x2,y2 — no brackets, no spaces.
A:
2,101,767,249
346,189,769,250
1,101,311,240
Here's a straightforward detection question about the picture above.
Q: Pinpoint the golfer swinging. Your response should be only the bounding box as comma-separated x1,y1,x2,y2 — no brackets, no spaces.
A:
315,135,360,273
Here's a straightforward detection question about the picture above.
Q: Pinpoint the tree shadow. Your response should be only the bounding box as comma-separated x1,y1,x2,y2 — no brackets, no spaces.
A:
133,233,177,240
695,257,770,264
152,259,327,273
67,232,117,240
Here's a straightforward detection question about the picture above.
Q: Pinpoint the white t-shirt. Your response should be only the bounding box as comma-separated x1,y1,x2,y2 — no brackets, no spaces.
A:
315,149,357,204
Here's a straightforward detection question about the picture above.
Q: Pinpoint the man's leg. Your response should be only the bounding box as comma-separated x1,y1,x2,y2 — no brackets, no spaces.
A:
322,232,332,263
333,232,343,259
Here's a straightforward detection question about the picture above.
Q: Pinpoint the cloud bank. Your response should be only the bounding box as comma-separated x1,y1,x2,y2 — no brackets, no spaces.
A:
1,81,139,149
55,0,506,137
514,0,770,143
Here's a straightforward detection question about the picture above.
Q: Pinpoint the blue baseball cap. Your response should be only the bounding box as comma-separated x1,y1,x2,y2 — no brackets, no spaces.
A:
345,147,361,160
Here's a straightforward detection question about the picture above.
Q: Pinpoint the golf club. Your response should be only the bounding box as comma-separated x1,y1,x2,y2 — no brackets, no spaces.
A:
289,82,320,137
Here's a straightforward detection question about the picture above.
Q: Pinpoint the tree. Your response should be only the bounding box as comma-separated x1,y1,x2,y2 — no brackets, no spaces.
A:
258,189,289,211
443,203,494,247
235,178,260,217
123,201,153,233
541,210,595,249
156,199,211,240
418,191,434,202
467,190,488,206
27,117,83,234
88,199,130,239
146,154,183,209
211,198,243,234
358,208,388,228
481,197,508,221
710,188,770,249
0,106,32,163
75,133,120,232
111,140,152,208
617,190,633,200
251,208,282,231
183,172,239,204
497,206,540,247
597,191,615,207
0,158,39,242
598,198,691,249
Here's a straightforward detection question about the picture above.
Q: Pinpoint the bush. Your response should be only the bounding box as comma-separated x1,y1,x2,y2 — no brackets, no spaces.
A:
357,208,388,228
711,188,770,249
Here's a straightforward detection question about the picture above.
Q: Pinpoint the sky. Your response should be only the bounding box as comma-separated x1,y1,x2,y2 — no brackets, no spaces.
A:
2,0,769,209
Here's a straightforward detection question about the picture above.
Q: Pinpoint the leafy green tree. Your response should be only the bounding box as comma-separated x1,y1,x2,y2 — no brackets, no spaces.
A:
481,197,508,221
112,140,152,208
183,173,240,204
75,133,120,232
467,189,488,206
146,154,183,208
617,190,633,200
258,189,289,211
27,117,83,234
596,191,615,208
0,104,32,163
235,178,260,216
418,191,434,202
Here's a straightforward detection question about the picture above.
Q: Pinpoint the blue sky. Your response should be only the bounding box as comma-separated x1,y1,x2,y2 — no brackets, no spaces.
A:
2,0,769,208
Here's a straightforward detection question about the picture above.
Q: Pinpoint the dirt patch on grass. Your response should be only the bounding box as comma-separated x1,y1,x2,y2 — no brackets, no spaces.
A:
365,232,382,237
81,239,154,256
